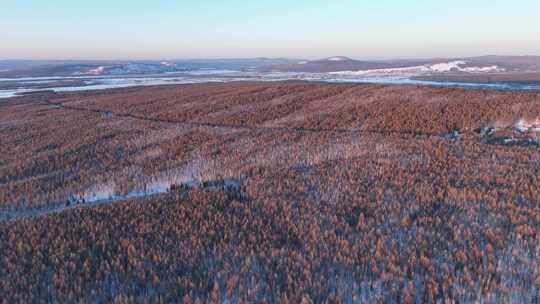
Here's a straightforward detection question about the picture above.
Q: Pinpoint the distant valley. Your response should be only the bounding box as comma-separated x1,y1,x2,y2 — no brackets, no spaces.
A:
2,56,540,99
262,55,540,82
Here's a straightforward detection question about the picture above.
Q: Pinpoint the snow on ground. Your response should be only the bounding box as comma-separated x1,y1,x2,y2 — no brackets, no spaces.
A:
75,66,106,76
331,61,505,78
0,64,537,100
86,66,106,75
428,61,505,73
327,57,349,61
515,119,540,133
0,168,243,222
75,183,116,203
330,65,431,78
430,61,504,73
297,61,309,65
462,65,503,73
429,61,468,72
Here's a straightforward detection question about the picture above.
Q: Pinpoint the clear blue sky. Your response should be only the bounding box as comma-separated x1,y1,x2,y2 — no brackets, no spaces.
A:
2,0,539,60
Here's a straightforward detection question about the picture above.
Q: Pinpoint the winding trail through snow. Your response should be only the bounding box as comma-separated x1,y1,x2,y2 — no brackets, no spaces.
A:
0,179,241,223
0,187,170,222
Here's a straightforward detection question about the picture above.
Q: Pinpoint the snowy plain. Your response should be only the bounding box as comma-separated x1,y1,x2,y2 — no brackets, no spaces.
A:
1,61,539,99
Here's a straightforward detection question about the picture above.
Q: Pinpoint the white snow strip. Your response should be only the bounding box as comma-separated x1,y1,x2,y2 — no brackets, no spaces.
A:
75,66,106,76
462,65,503,73
327,57,348,61
515,119,540,133
331,61,504,78
429,61,504,73
161,61,175,66
330,65,431,78
429,61,468,72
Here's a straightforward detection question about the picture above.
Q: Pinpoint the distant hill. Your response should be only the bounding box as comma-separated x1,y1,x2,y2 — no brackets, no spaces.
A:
261,55,540,74
2,56,540,82
0,58,299,78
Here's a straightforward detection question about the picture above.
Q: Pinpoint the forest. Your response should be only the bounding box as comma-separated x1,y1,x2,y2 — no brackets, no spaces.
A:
0,82,539,303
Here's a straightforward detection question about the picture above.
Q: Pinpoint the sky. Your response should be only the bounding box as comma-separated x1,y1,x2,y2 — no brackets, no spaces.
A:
1,0,540,60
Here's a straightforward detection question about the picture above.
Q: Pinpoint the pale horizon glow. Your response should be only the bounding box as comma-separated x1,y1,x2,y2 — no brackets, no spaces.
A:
1,0,540,60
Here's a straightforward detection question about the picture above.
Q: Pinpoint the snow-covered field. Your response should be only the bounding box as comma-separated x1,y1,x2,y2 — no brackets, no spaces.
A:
331,61,505,78
74,66,106,75
326,56,349,61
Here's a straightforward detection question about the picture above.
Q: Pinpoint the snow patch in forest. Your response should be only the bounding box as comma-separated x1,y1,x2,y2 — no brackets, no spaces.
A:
75,182,116,203
515,118,540,133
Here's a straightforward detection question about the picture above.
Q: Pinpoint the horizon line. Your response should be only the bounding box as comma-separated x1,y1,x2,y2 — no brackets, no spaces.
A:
2,54,540,63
